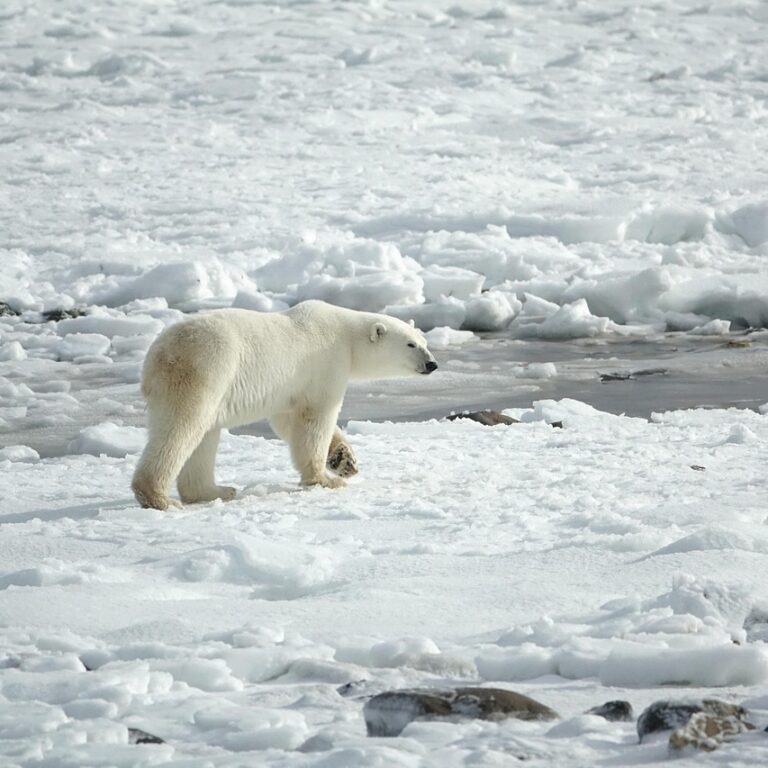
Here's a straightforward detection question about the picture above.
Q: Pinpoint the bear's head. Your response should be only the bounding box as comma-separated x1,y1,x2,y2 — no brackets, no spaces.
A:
356,316,438,379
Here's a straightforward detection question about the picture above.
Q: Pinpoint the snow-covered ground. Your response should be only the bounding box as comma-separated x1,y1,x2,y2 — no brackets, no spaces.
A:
3,404,768,765
3,0,768,764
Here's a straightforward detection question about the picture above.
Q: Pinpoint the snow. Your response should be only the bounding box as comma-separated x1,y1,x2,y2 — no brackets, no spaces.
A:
423,326,477,350
67,422,146,459
2,0,768,349
3,0,768,764
3,404,768,764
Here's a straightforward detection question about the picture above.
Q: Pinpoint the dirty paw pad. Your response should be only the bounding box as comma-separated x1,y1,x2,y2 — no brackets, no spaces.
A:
327,443,358,477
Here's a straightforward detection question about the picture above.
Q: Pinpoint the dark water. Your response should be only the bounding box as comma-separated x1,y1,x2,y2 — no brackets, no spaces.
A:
330,331,768,423
6,333,768,456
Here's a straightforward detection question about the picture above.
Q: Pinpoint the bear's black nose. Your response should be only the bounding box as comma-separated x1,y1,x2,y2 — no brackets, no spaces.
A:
425,361,438,373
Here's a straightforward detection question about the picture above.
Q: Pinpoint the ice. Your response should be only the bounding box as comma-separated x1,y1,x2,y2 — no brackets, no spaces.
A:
67,423,145,458
600,645,768,688
55,334,112,362
0,341,27,361
462,291,520,332
231,290,288,313
689,319,731,335
91,261,255,310
718,202,768,248
194,706,308,751
423,326,476,349
386,295,466,331
723,424,759,445
420,266,485,303
153,658,243,692
0,445,39,462
56,312,163,339
512,362,558,380
296,271,424,312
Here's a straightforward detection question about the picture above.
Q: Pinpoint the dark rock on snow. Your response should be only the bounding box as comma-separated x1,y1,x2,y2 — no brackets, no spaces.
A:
42,307,86,322
0,302,20,317
637,698,752,741
586,700,634,722
447,410,519,426
600,367,669,382
128,727,165,745
364,687,558,737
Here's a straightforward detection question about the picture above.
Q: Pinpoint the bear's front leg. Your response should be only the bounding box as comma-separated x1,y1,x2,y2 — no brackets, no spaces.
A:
290,408,346,489
327,427,358,478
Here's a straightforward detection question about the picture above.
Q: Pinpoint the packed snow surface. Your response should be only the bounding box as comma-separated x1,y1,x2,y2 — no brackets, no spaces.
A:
3,0,768,764
3,403,768,765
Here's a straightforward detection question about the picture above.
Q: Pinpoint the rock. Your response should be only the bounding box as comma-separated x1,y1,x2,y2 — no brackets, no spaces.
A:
447,410,519,426
600,367,668,382
586,700,634,722
690,464,706,471
637,698,751,741
726,339,751,348
128,727,165,745
42,308,86,322
363,687,558,737
669,712,754,752
0,302,20,317
336,680,369,697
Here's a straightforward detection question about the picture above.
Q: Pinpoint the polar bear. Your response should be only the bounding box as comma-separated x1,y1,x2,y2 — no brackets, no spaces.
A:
131,300,438,510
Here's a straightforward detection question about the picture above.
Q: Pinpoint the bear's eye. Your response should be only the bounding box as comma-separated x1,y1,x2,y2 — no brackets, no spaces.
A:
407,342,416,348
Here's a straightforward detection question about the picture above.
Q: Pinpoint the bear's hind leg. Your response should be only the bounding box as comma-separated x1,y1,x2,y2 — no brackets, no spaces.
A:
327,427,358,478
132,406,212,510
177,428,236,504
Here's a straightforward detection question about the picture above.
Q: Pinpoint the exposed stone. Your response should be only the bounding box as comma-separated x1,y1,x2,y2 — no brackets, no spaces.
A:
638,698,751,741
42,307,86,322
586,700,634,722
600,367,668,382
727,339,751,348
669,712,754,752
0,302,20,317
128,727,165,745
447,410,519,426
363,687,558,737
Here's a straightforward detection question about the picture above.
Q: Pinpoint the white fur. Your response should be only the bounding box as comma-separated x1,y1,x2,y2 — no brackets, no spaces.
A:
131,300,436,510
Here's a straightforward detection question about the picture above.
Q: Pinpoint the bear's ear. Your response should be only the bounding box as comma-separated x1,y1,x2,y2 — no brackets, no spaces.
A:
408,319,415,328
370,322,387,342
